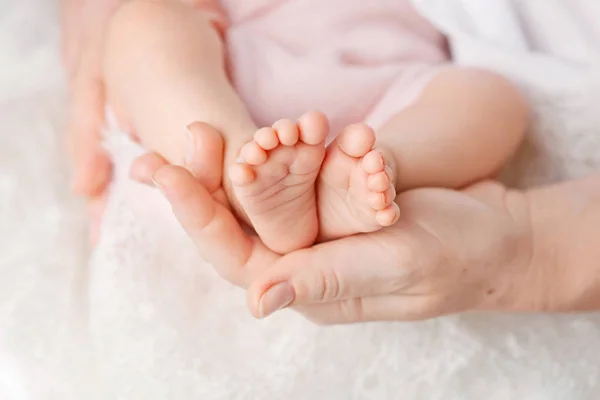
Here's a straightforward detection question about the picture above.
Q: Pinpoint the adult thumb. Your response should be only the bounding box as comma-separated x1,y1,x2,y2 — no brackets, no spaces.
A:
247,233,411,318
184,122,224,194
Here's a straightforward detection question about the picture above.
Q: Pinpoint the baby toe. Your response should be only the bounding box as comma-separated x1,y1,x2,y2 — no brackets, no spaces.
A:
376,203,400,226
368,185,396,210
273,119,299,146
254,127,279,150
337,124,376,158
361,150,385,174
297,111,329,145
367,170,391,192
240,141,267,165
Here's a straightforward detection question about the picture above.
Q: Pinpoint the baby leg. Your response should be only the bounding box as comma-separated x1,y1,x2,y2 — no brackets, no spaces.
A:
103,0,256,203
316,67,528,241
373,67,529,191
105,1,333,253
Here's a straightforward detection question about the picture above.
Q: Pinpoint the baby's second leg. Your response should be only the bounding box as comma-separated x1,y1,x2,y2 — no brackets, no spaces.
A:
372,68,529,191
317,67,528,241
104,0,256,203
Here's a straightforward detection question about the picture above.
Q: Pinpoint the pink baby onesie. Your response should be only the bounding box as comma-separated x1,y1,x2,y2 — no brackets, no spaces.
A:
203,0,448,133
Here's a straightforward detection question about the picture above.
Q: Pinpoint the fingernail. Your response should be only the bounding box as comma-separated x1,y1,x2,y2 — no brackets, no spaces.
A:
151,170,165,194
185,125,195,166
258,282,295,318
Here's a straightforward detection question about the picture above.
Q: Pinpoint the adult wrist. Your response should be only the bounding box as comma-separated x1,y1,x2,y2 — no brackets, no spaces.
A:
524,179,600,312
471,186,539,313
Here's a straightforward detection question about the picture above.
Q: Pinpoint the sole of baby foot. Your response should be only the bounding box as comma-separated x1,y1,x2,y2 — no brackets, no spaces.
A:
229,111,329,254
317,123,400,241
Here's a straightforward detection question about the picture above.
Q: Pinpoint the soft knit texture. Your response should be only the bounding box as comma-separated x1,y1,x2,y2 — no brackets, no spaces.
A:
2,0,600,398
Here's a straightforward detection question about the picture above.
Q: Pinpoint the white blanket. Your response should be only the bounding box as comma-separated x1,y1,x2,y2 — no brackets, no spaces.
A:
2,0,600,398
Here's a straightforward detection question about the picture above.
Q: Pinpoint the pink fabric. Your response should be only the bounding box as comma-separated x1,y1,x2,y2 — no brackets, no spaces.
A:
217,0,448,133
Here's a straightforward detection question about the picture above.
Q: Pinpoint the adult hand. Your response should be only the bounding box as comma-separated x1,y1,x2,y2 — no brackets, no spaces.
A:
152,163,540,324
61,0,124,243
62,0,124,194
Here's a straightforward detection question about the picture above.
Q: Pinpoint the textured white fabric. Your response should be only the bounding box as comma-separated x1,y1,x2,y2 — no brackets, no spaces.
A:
2,0,600,398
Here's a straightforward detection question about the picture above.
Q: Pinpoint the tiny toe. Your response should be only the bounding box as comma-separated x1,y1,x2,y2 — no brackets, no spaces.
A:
382,185,397,206
229,163,255,186
368,192,385,210
240,142,267,165
337,124,376,158
254,127,279,150
297,111,329,145
367,170,390,192
384,165,394,184
376,203,400,226
368,185,396,210
362,150,385,174
273,119,299,146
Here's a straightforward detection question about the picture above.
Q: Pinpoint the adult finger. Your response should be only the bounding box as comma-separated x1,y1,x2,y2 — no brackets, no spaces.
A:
88,191,108,246
130,152,169,184
152,165,278,286
130,123,224,188
68,75,111,196
246,227,420,318
185,122,224,193
60,0,83,74
66,26,112,197
66,0,118,196
131,152,230,208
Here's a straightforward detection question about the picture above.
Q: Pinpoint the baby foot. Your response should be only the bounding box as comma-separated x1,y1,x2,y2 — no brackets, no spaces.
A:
229,112,329,253
317,123,400,241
